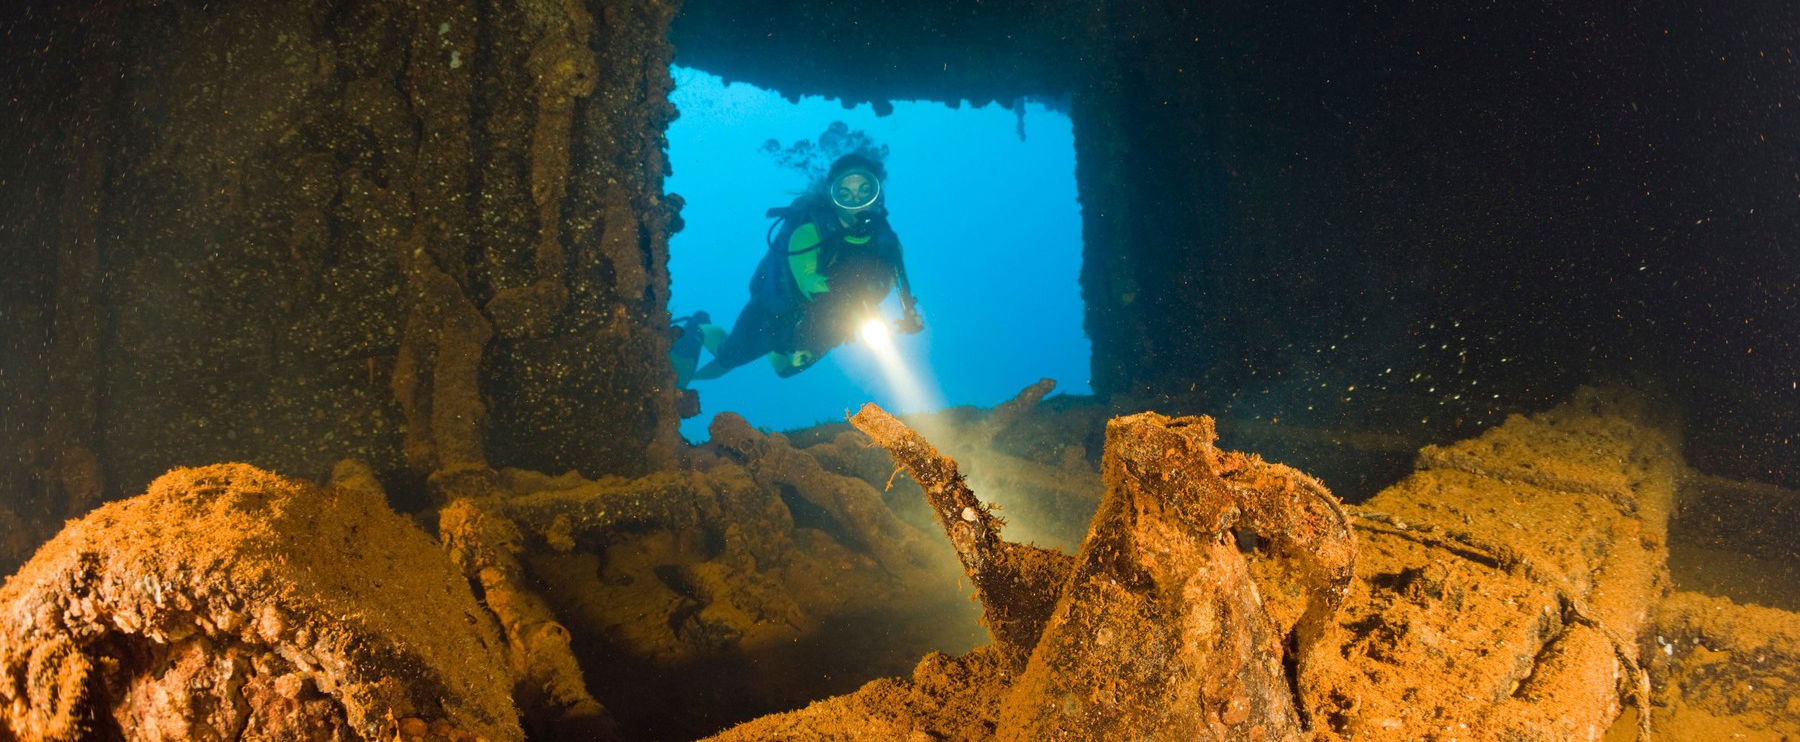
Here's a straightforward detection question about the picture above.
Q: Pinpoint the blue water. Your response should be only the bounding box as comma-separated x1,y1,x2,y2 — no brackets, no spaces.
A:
666,66,1090,441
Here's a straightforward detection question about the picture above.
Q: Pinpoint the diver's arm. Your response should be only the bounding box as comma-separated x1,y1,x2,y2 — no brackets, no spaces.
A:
785,223,829,299
891,241,923,334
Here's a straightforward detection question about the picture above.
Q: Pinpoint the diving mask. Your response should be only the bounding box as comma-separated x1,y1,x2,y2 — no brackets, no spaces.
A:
830,169,881,216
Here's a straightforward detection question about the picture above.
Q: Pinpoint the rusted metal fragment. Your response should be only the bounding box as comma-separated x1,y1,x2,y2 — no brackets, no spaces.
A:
812,379,1102,552
973,377,1060,440
850,405,1074,670
713,412,939,580
1313,387,1676,740
392,241,497,503
0,464,520,742
440,497,618,740
996,413,1351,741
850,404,1354,741
954,380,1106,551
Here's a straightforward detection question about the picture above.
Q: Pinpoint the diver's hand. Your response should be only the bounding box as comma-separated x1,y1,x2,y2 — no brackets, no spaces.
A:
896,310,923,335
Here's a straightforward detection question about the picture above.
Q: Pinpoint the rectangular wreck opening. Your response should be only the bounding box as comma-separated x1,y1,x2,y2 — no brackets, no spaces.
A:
664,66,1091,441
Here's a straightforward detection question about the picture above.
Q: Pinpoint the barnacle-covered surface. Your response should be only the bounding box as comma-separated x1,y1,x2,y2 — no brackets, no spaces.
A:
0,464,519,742
1647,591,1800,740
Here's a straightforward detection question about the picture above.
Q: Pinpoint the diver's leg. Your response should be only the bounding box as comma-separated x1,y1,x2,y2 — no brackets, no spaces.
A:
700,324,727,353
770,348,823,377
692,358,731,381
686,324,732,381
769,302,850,378
695,301,782,380
670,311,712,388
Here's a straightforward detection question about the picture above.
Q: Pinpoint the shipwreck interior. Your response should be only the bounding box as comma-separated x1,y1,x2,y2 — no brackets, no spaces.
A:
0,0,1795,740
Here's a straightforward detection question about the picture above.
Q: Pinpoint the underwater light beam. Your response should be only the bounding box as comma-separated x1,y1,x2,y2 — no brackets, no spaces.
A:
857,316,936,416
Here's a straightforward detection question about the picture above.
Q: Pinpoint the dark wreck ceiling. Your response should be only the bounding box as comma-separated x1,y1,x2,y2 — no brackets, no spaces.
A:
669,0,1089,111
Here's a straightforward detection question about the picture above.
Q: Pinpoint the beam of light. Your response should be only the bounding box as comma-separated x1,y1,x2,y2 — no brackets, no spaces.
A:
856,316,936,417
859,317,892,352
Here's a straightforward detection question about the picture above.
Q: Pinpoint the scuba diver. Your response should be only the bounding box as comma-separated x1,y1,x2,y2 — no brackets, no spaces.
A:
672,153,923,387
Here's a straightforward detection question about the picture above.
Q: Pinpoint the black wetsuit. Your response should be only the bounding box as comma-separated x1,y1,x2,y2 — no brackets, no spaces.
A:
712,196,914,376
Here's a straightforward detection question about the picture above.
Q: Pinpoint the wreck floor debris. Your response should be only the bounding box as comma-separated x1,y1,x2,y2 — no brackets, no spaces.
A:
705,388,1793,742
0,387,1794,741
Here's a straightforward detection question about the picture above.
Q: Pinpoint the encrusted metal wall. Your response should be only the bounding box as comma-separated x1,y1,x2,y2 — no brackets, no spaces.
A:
1,0,683,519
